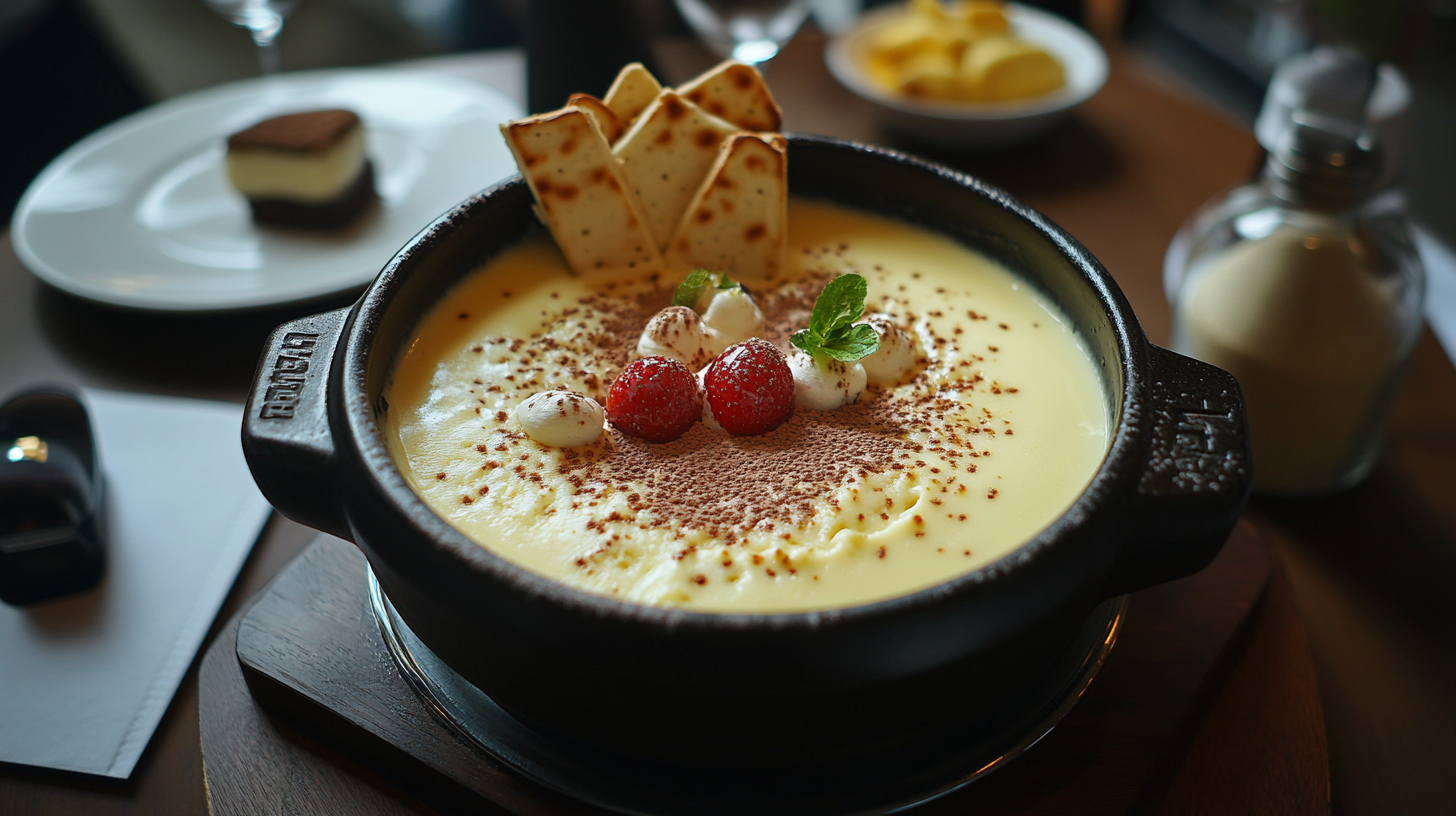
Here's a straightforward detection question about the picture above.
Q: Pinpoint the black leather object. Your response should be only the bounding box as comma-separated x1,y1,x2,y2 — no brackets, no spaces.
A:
0,388,106,605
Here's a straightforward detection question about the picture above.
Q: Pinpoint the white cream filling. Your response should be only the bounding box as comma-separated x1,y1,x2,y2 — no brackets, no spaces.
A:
226,128,367,203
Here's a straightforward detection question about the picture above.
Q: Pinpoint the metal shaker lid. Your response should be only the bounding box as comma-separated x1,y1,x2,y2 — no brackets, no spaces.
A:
1267,109,1380,211
1255,46,1409,187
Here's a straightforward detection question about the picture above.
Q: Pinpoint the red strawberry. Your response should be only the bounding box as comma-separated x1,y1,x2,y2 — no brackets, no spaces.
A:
606,356,701,442
703,338,795,436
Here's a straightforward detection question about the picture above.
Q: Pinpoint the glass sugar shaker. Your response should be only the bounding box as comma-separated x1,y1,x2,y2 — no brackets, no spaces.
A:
1165,111,1425,496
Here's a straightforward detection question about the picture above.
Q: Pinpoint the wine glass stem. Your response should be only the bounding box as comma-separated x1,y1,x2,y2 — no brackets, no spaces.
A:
247,13,284,74
254,38,282,74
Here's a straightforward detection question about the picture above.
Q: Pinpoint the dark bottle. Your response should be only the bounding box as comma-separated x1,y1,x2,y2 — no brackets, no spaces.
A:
523,0,663,113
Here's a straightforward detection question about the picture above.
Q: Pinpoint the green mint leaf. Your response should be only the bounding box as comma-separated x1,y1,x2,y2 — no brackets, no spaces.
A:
673,269,715,308
793,274,880,362
818,323,880,362
673,269,738,309
808,274,869,339
790,329,817,355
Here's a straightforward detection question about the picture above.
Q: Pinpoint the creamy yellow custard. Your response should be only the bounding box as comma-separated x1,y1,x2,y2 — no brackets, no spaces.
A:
384,201,1108,612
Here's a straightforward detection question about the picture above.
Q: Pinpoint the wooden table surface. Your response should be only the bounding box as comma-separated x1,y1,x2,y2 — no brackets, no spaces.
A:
1,29,1453,815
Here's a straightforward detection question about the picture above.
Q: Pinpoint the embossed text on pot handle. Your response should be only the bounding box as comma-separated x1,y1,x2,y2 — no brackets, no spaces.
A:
242,308,351,539
1104,345,1252,596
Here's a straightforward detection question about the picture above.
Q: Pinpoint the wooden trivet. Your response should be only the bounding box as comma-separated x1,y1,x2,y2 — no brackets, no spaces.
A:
202,523,1269,815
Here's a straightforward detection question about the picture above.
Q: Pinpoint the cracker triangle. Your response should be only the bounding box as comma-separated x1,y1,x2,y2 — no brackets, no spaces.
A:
501,106,662,276
602,62,662,126
676,61,783,132
612,90,739,250
665,132,787,279
567,93,625,144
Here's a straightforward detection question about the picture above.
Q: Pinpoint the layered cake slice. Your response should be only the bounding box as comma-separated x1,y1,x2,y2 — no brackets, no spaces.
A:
225,109,377,229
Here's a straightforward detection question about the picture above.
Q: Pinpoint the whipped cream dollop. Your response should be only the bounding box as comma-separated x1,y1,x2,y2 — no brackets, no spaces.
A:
788,350,866,411
700,287,764,355
694,367,726,432
636,288,764,368
636,306,712,369
858,314,918,384
515,390,606,447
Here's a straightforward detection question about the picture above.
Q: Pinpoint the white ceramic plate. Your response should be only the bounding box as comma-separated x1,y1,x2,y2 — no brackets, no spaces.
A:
826,3,1108,150
12,69,522,312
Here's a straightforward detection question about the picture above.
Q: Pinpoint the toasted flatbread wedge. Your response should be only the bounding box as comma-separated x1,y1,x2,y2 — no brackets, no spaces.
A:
501,106,662,276
676,61,782,132
602,62,662,126
613,90,738,250
568,93,625,144
665,132,787,278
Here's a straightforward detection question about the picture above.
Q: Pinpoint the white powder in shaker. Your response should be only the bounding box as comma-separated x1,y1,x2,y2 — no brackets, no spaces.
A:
1176,224,1402,494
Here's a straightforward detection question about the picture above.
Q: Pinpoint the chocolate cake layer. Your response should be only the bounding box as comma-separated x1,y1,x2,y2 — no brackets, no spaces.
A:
229,109,361,153
248,161,377,230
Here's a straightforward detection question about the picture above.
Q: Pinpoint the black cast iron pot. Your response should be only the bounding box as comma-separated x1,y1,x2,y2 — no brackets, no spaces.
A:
242,135,1250,783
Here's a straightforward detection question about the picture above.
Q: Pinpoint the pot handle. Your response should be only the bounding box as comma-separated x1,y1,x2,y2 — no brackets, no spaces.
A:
242,307,352,540
1103,345,1251,597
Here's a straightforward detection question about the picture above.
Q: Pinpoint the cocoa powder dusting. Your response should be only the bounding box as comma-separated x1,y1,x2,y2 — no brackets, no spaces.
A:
464,257,1013,542
568,399,911,533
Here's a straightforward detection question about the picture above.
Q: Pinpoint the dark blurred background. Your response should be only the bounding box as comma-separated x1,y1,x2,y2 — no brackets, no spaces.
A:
1120,0,1455,244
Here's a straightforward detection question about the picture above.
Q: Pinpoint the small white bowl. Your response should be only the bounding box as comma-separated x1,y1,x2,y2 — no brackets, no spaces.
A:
825,2,1108,151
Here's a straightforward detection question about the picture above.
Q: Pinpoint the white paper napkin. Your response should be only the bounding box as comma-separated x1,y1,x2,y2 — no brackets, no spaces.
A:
1416,225,1456,367
0,389,270,778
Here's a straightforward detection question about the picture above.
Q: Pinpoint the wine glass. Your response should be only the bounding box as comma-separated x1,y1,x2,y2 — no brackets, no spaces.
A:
673,0,812,65
202,0,300,75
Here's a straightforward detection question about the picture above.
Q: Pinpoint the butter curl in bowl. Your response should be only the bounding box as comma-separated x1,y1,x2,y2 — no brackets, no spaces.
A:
826,0,1107,150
